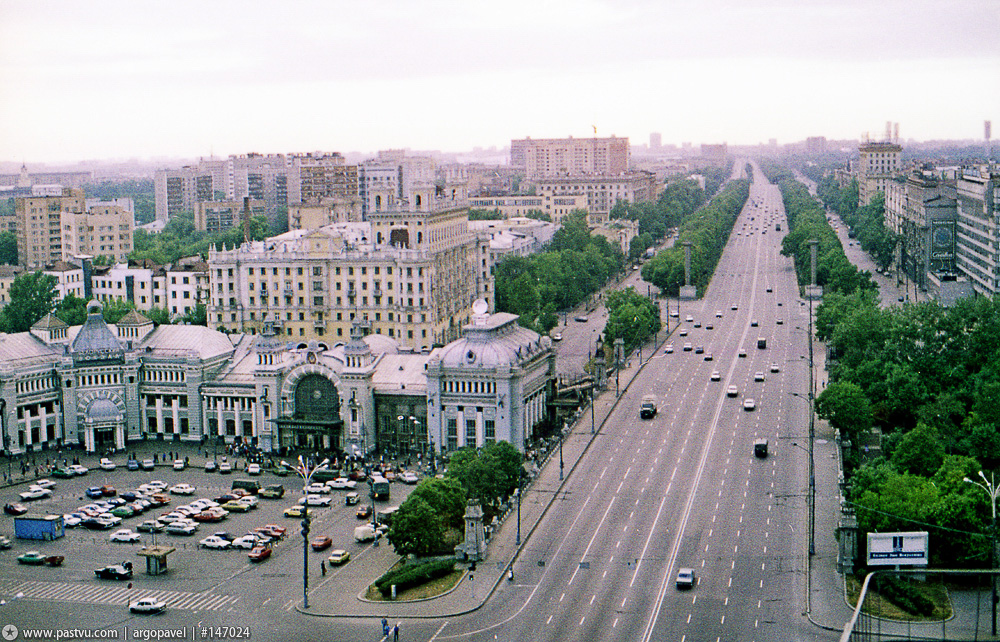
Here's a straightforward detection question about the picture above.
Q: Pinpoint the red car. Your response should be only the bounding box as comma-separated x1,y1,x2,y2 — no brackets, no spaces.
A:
263,524,287,536
248,546,271,562
311,535,332,551
192,509,226,523
101,485,116,497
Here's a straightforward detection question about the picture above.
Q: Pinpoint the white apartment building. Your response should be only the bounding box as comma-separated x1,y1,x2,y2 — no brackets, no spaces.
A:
857,141,902,205
511,136,630,179
534,172,657,226
955,168,1000,296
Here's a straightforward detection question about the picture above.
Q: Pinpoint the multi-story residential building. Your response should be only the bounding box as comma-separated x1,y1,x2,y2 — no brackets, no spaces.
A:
193,198,266,233
358,161,401,220
955,168,1000,296
287,152,359,205
43,261,87,300
510,136,630,179
468,193,588,223
0,265,24,309
208,183,491,351
884,172,959,294
227,153,290,218
534,172,657,226
61,200,134,263
90,257,209,318
15,188,86,268
154,159,227,221
857,141,903,205
469,217,558,258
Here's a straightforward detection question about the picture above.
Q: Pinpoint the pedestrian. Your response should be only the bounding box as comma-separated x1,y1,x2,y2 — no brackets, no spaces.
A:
393,623,399,642
381,618,389,637
321,560,326,576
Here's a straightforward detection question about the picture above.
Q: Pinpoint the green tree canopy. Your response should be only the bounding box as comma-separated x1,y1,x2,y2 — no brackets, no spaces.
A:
0,271,57,333
387,495,446,557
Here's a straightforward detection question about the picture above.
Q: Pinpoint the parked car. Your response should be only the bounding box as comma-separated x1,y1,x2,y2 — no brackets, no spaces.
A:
221,501,250,513
192,508,227,523
169,483,196,495
86,486,105,499
199,535,231,550
95,564,132,580
204,461,218,473
311,535,332,551
4,503,28,515
99,458,116,471
101,485,116,497
18,551,47,565
218,462,233,474
345,492,360,506
230,535,260,549
246,464,261,476
140,459,155,471
129,597,166,614
299,495,332,507
236,496,259,509
327,549,350,565
356,505,372,519
166,522,197,535
110,529,141,543
126,460,140,471
0,535,11,549
284,506,312,518
68,464,89,475
400,471,419,484
172,459,186,471
259,485,285,499
248,546,271,562
19,487,53,501
137,519,166,533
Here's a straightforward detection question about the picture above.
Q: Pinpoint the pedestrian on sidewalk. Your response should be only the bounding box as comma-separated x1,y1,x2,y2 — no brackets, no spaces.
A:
381,618,389,637
392,624,399,642
320,560,326,576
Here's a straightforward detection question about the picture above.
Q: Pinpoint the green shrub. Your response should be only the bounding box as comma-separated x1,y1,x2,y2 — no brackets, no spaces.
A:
375,559,455,596
876,577,935,616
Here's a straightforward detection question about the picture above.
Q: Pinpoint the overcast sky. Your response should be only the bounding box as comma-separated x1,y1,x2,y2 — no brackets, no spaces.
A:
1,0,998,164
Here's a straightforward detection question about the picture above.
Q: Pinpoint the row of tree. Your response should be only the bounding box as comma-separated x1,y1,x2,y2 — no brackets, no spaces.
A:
816,176,897,269
768,163,1000,569
640,178,750,297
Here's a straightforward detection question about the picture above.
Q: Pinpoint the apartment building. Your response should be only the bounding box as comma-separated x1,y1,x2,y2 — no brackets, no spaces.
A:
955,168,1000,296
884,172,958,292
90,257,209,318
534,172,657,226
15,188,86,268
858,141,903,205
193,199,266,233
510,136,630,179
208,183,491,350
61,200,134,263
468,193,588,223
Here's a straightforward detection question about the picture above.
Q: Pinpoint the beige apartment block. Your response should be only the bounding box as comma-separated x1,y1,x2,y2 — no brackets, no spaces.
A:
511,136,630,179
61,203,134,263
468,194,588,224
858,141,902,205
208,184,491,350
15,187,86,268
534,172,657,226
193,199,266,233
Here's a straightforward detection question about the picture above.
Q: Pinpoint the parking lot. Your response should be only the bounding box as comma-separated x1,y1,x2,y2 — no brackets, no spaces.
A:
1,451,416,596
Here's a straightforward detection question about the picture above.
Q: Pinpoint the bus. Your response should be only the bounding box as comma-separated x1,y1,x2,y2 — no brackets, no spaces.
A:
370,476,390,501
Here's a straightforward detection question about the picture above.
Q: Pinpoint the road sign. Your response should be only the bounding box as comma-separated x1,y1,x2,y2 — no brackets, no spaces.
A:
867,531,928,566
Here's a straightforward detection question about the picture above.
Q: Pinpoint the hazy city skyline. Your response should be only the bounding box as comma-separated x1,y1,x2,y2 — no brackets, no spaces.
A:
2,0,998,164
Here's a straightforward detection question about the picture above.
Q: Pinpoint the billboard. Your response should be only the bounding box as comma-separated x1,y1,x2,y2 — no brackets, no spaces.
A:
867,531,929,566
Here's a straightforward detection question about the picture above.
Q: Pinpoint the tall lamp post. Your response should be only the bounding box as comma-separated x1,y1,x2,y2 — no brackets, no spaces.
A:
514,485,522,546
283,455,328,610
965,470,1000,635
559,422,565,482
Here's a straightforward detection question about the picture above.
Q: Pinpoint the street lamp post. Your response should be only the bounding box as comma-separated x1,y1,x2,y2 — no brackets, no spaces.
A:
282,455,329,610
514,485,522,546
559,422,565,482
807,290,815,557
965,470,1000,635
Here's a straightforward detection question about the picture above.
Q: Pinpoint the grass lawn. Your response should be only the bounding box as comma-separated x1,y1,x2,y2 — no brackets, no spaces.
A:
846,574,953,621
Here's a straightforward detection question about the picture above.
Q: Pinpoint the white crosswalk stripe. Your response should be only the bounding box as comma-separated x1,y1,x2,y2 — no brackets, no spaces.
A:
0,579,238,611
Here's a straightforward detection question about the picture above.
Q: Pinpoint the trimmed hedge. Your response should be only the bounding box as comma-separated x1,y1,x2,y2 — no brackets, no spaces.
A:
877,577,936,616
375,559,456,596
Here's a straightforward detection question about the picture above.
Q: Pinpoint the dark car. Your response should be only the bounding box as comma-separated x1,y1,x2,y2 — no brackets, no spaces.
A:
126,460,140,471
95,564,133,580
4,503,28,516
86,487,104,499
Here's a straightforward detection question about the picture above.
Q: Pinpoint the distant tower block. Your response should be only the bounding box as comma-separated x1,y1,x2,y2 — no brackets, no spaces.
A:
806,239,823,300
680,241,697,300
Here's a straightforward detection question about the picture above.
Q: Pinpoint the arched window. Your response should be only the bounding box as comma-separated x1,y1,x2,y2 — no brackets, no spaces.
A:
293,374,340,421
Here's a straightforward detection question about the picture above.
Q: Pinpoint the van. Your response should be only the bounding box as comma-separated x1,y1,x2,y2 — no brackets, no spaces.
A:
640,395,657,419
231,479,261,495
377,506,400,526
757,337,767,349
354,524,381,542
259,484,285,499
754,439,769,458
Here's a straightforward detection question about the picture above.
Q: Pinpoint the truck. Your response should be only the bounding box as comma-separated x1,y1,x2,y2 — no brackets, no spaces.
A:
369,476,391,501
640,395,657,419
14,514,64,540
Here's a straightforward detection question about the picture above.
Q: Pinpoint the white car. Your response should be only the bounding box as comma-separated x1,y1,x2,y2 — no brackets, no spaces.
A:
230,535,261,549
129,597,166,614
304,483,331,494
715,310,723,318
172,460,186,471
400,471,419,484
146,481,167,491
190,499,218,509
685,315,694,322
199,535,231,550
68,464,89,475
169,483,196,495
710,371,721,381
218,462,233,474
726,385,738,398
110,529,141,543
754,372,765,382
679,329,688,337
19,487,52,501
166,521,197,535
63,514,82,528
299,494,332,507
743,398,756,411
770,363,780,373
236,496,259,509
99,458,116,471
247,463,261,476
327,477,350,490
664,344,674,354
34,479,56,489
